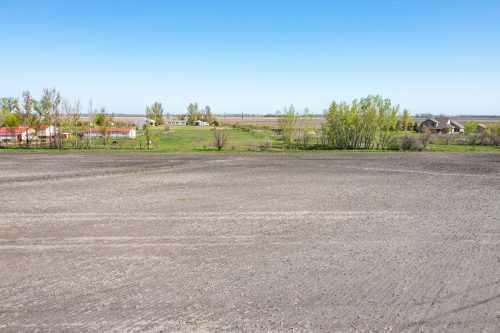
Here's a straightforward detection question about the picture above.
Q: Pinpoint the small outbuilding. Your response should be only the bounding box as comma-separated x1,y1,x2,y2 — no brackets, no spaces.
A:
165,120,186,126
84,128,137,139
194,120,209,126
134,118,156,127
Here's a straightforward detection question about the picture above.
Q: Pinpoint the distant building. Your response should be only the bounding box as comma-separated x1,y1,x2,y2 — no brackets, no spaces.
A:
165,120,186,126
419,117,464,134
475,124,487,133
84,128,136,139
134,118,156,127
194,120,209,126
37,125,58,139
0,126,35,141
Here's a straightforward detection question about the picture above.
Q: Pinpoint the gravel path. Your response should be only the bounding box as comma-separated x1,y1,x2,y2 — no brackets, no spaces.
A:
0,152,499,332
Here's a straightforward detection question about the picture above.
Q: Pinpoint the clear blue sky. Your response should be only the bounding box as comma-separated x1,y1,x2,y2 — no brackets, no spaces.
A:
1,0,499,115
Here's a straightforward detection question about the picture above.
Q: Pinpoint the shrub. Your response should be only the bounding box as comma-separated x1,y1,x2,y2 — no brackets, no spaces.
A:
400,135,420,151
262,137,272,149
421,129,432,150
213,128,229,150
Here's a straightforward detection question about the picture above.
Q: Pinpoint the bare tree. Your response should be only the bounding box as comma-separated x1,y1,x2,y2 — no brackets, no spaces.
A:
32,100,44,146
62,99,81,148
213,128,229,150
41,90,52,147
21,91,34,148
421,127,432,150
145,106,153,149
41,88,61,148
87,99,94,148
71,100,81,147
61,99,71,139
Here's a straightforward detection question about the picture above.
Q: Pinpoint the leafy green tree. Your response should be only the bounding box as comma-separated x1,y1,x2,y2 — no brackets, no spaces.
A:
463,120,477,135
0,97,20,114
401,108,411,131
151,102,164,125
186,103,200,125
277,105,298,148
94,113,106,127
3,113,20,128
32,100,43,121
296,108,314,147
322,95,404,150
378,101,399,149
3,114,21,142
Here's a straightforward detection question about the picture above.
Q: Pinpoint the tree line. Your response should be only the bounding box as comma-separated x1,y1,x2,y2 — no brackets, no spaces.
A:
3,90,497,150
182,103,218,125
1,89,120,148
1,89,68,148
277,95,414,149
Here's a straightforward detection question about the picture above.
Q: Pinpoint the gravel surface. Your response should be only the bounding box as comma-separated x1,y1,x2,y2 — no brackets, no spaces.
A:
0,152,499,332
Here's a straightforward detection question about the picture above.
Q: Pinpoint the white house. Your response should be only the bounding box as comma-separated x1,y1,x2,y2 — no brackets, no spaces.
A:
85,128,136,139
194,120,209,126
37,125,58,138
134,118,156,127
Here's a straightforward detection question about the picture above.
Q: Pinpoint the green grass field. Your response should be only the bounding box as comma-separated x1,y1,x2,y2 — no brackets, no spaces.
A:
140,126,281,151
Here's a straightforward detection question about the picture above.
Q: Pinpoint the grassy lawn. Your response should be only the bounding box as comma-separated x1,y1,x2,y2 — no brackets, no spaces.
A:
428,144,499,152
142,126,281,151
0,126,282,152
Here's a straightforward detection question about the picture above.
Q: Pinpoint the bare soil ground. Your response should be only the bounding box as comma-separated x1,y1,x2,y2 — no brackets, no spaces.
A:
83,116,325,127
0,152,499,332
218,117,324,128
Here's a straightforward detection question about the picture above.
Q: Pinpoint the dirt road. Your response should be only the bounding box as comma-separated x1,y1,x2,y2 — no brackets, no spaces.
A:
0,152,499,332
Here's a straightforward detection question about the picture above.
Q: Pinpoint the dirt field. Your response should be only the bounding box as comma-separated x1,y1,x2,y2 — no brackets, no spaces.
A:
0,152,499,332
82,116,326,127
218,117,324,128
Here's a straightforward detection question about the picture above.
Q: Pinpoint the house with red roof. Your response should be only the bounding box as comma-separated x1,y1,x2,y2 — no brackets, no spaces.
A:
37,125,58,139
0,126,36,142
84,128,136,139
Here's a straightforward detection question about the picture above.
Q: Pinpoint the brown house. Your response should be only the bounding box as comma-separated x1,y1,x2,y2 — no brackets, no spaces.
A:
420,117,464,134
475,124,487,133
